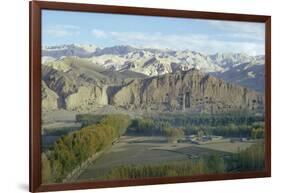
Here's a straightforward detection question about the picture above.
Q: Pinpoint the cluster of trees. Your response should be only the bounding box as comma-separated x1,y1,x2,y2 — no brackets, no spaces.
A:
128,115,264,139
251,127,264,139
163,128,185,143
184,123,264,139
103,154,225,180
156,113,264,127
129,119,185,143
129,118,171,136
42,114,131,184
227,142,265,171
103,142,264,180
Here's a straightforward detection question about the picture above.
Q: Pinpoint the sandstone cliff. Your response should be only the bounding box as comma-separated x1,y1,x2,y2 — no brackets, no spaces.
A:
111,69,264,113
65,85,108,111
42,59,264,114
42,81,58,111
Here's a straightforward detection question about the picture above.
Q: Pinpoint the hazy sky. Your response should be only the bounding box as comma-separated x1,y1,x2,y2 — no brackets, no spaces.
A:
42,10,265,55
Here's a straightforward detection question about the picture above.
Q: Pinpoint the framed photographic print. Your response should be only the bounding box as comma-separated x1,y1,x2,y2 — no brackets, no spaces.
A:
30,1,271,192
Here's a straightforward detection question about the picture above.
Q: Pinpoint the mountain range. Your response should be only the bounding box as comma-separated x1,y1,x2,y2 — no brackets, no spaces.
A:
41,44,264,113
42,44,265,92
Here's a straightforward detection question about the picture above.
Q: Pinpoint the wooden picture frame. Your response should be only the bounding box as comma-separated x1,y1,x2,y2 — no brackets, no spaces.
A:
30,1,271,192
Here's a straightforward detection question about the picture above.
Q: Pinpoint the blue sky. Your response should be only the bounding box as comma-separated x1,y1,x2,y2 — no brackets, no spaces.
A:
42,10,265,55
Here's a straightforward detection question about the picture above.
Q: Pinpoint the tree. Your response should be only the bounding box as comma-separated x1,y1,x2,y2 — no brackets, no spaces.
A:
251,127,264,139
42,114,131,183
41,153,52,184
234,143,264,171
163,128,185,143
205,154,225,173
197,130,205,139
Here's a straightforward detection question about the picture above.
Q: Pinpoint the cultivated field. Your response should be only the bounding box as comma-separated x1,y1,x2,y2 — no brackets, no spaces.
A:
76,135,255,182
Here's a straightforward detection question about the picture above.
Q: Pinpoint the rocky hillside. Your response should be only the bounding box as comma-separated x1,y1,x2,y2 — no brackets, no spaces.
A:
42,81,58,111
110,69,264,113
41,56,264,113
211,55,265,92
42,44,265,92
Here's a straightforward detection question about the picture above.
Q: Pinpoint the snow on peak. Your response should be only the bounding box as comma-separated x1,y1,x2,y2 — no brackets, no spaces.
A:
41,44,264,77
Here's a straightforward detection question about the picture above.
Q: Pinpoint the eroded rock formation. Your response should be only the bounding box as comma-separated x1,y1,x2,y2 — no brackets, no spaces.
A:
111,69,264,113
42,81,58,111
42,60,264,114
65,85,108,111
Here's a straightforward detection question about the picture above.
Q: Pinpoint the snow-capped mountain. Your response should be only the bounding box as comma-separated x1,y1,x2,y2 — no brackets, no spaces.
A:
210,55,265,92
42,44,265,92
43,44,97,58
42,45,223,74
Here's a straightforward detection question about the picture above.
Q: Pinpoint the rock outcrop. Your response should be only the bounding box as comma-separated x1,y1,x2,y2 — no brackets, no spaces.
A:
65,85,108,111
110,80,142,109
42,81,58,111
111,69,264,113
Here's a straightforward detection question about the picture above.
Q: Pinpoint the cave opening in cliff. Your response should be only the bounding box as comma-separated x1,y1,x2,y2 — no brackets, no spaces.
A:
185,91,191,108
181,91,191,110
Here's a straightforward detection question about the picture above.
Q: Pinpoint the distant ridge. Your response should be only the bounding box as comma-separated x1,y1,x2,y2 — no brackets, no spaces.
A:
42,44,265,92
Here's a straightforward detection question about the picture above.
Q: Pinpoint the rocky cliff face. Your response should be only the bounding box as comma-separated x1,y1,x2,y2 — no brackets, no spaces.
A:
42,64,109,112
65,85,108,111
41,56,264,114
111,69,264,113
42,81,58,111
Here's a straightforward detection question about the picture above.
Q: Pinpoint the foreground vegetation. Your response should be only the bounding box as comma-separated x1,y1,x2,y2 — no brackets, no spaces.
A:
104,154,225,180
101,142,264,180
227,142,265,171
42,114,131,184
42,112,265,183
